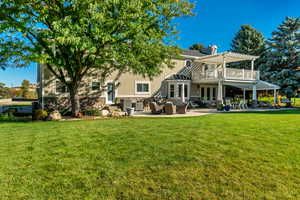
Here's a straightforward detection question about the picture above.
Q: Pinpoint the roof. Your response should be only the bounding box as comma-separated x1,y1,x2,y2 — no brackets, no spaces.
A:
223,80,280,91
165,74,191,81
181,50,207,58
194,52,259,64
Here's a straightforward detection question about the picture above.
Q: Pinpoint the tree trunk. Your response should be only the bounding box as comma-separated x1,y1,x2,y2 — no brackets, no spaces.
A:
69,87,80,117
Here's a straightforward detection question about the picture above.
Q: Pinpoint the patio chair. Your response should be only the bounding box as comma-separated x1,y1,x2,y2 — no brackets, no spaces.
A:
164,102,176,115
120,99,132,112
238,100,247,109
176,103,188,114
187,100,199,109
135,102,144,111
149,102,163,114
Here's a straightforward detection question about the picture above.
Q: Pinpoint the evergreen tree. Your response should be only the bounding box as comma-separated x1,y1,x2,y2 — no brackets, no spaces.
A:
260,17,300,99
230,25,266,69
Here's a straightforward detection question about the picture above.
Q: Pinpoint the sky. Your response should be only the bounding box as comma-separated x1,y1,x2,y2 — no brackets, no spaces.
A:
0,0,299,87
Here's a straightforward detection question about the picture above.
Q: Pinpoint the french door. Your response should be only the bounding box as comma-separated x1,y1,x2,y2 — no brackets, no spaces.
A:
106,82,116,104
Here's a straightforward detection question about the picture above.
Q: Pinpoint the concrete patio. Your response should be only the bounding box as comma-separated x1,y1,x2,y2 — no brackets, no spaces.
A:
133,108,297,118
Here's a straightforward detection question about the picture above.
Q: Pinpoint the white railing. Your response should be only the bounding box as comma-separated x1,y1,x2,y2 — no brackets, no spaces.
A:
225,68,259,80
192,70,222,81
192,68,259,82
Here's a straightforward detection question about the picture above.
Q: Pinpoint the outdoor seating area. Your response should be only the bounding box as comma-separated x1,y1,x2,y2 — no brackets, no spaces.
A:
120,98,189,116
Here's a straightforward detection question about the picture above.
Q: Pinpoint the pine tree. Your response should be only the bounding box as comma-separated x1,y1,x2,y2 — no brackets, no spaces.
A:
230,25,266,69
260,17,300,98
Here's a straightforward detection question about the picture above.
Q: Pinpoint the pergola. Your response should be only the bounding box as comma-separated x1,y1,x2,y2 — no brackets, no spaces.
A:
194,52,259,77
194,52,280,104
195,52,259,64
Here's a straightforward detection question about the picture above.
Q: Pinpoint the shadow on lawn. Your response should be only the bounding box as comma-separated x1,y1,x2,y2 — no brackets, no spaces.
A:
0,116,32,123
225,109,300,115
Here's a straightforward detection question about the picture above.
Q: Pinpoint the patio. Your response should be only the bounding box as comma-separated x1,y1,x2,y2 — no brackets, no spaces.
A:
133,107,296,118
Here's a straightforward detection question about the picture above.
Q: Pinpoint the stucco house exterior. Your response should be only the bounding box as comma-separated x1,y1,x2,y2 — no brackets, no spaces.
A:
37,49,280,110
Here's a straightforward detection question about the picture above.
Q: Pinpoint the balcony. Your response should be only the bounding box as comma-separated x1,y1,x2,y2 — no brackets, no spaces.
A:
192,68,260,83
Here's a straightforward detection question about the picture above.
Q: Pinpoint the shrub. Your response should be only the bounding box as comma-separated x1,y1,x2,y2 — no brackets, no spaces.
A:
82,109,101,116
217,103,225,111
0,113,31,122
3,108,17,117
0,113,16,121
34,109,48,121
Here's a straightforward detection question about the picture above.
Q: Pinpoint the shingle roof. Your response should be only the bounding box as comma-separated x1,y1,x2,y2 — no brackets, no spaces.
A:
181,49,207,58
165,74,191,81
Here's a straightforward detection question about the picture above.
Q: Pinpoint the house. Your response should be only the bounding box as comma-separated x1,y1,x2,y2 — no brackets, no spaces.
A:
37,49,280,110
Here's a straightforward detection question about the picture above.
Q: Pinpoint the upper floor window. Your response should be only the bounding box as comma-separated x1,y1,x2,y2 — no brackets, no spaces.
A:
185,59,192,67
56,81,67,94
135,81,150,94
91,82,100,91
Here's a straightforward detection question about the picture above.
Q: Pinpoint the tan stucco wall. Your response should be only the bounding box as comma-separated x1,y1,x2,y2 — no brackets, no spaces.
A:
39,59,186,102
112,59,185,98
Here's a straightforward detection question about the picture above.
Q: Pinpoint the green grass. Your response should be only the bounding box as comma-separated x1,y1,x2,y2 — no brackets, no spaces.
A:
0,110,300,199
0,102,32,106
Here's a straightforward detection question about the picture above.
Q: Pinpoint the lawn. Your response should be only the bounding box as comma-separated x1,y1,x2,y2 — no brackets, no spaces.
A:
0,110,300,199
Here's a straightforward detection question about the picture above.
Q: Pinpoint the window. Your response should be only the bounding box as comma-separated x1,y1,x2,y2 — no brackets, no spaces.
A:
56,81,67,93
201,87,205,99
207,87,211,100
91,82,100,91
204,65,209,71
184,84,188,98
170,84,175,98
212,88,217,100
185,60,192,67
136,82,150,94
178,84,183,97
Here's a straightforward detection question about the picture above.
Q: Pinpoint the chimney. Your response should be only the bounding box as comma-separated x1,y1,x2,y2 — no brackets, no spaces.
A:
210,45,218,55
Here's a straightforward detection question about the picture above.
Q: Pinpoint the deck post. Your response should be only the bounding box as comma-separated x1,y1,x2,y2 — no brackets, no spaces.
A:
223,57,227,79
274,89,277,104
217,81,223,107
181,84,185,103
243,88,246,104
252,84,258,107
251,59,255,79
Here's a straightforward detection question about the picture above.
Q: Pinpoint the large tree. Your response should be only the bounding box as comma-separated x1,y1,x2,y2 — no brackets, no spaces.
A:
260,17,300,99
230,25,266,69
0,0,193,116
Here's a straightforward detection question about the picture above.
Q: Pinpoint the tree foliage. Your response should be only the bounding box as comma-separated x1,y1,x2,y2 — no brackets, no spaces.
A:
0,37,28,70
230,25,266,69
0,82,9,98
260,17,300,98
20,80,30,98
0,0,194,115
231,25,265,55
189,43,206,52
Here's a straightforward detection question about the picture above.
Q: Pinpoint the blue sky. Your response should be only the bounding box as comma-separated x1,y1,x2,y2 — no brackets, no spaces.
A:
1,0,299,87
